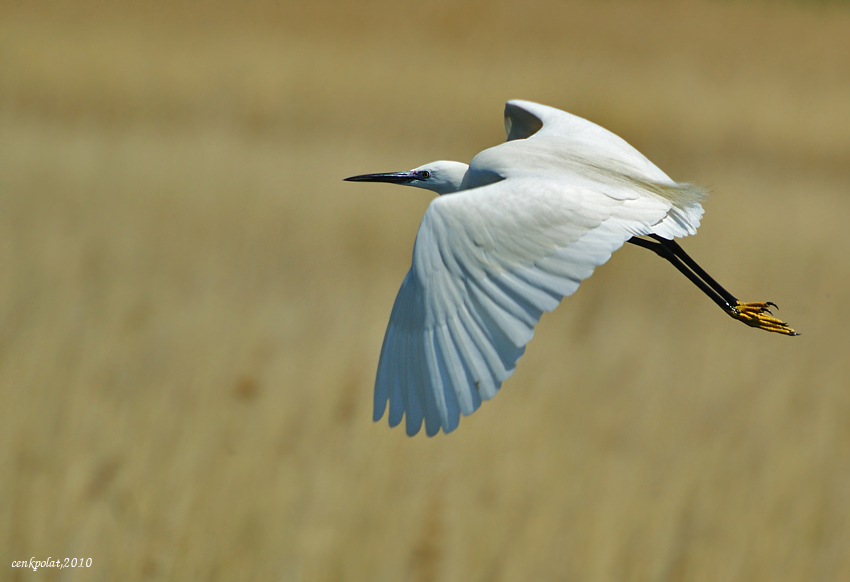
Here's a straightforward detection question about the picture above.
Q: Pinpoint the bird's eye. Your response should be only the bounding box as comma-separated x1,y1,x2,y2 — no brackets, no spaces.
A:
420,170,431,179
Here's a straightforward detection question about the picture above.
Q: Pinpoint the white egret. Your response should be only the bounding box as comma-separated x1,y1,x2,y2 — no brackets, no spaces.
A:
345,100,797,437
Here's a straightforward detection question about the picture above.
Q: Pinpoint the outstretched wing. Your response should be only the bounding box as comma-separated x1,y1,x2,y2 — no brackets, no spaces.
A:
374,176,674,436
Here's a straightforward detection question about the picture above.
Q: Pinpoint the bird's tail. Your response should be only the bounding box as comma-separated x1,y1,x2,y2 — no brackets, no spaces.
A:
621,175,708,238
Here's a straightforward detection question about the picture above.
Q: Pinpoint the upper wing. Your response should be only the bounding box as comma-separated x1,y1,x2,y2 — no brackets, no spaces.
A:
374,176,674,436
501,99,707,238
505,99,677,185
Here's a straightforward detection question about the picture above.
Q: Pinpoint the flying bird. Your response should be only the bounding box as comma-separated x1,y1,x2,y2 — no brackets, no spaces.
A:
345,100,797,437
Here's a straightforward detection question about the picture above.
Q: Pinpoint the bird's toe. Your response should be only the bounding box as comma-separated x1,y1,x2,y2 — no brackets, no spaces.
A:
730,301,798,336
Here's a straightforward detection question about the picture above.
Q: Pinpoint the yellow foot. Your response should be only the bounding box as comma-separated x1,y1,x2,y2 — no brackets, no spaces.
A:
731,301,798,336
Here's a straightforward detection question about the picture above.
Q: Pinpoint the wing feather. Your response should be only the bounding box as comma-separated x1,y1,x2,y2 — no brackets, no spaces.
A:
434,325,467,420
415,332,441,437
387,327,405,428
373,322,393,421
455,300,508,393
445,315,487,408
373,174,676,435
423,328,455,432
404,335,425,435
470,276,536,343
465,279,530,359
496,271,560,313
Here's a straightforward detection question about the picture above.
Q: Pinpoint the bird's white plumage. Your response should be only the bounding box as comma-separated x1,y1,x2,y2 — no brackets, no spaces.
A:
371,100,707,436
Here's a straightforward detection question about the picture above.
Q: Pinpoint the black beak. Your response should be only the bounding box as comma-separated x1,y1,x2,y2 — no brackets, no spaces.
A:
344,171,417,185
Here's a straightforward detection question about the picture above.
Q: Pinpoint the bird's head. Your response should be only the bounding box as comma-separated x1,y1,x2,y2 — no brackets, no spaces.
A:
344,161,469,195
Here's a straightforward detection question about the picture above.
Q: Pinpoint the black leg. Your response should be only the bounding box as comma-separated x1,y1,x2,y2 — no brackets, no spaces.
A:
626,237,737,314
648,235,744,306
626,236,798,336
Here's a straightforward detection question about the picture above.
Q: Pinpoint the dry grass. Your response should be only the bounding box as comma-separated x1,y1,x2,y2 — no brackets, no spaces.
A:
2,1,850,580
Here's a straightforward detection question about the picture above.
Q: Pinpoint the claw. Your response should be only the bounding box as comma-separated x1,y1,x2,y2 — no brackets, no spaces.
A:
730,301,798,336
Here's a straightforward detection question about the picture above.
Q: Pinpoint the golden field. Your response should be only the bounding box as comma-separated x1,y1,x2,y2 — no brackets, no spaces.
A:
2,1,849,580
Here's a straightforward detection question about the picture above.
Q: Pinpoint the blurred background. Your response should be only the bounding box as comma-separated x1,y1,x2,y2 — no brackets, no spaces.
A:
2,0,849,580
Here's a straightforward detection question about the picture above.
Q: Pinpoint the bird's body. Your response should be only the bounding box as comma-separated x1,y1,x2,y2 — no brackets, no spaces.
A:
346,100,796,437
